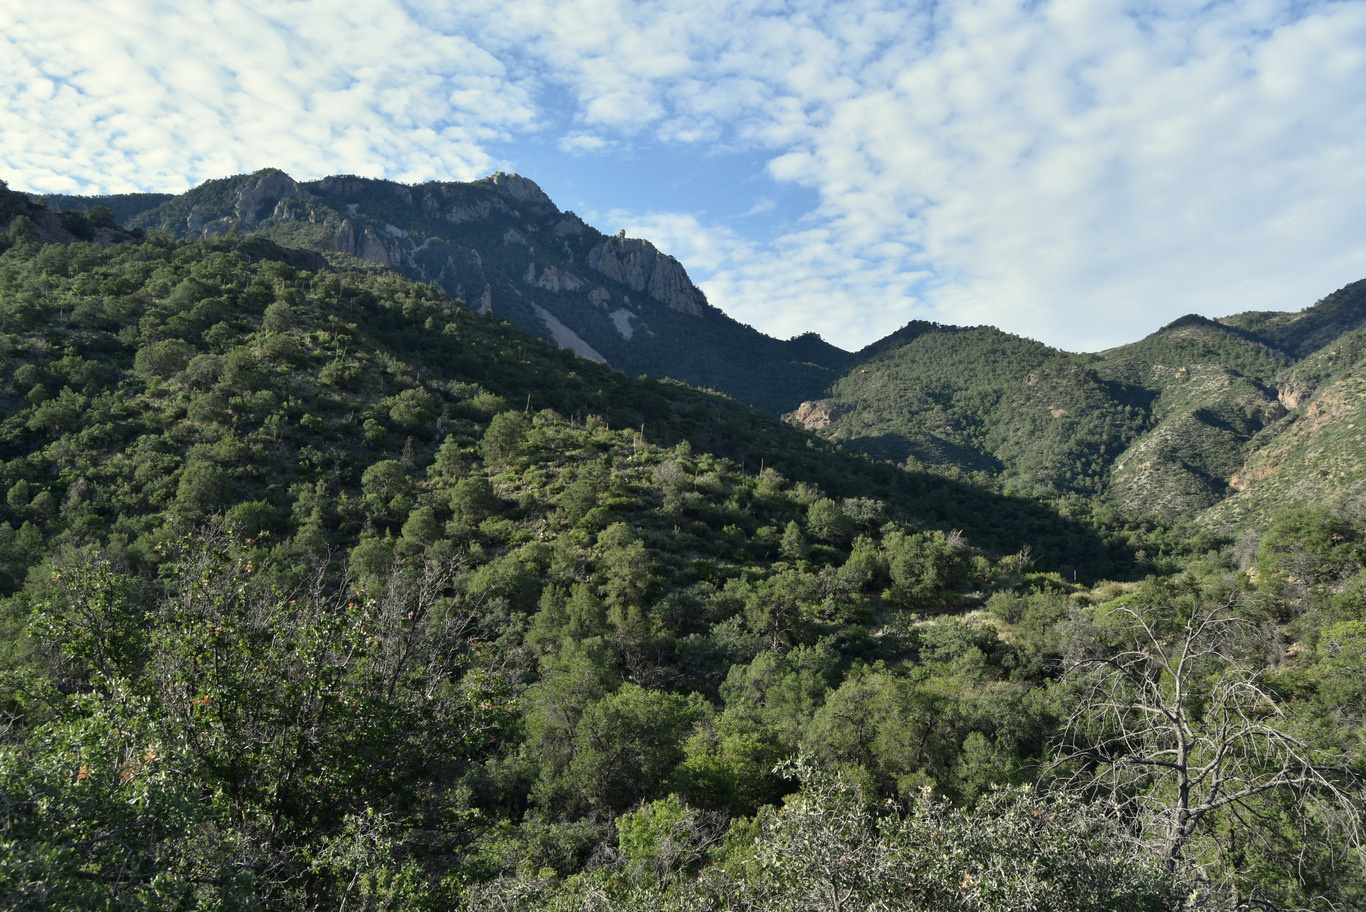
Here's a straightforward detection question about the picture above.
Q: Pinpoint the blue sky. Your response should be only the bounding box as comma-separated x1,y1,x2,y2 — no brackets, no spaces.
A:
4,0,1366,353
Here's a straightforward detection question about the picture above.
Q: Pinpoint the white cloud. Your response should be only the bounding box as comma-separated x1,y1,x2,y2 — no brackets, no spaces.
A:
558,132,613,155
0,0,538,192
610,0,1366,351
4,0,1365,353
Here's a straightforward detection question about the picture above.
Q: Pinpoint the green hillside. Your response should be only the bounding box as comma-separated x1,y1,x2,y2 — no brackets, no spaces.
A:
792,323,1148,496
798,303,1366,532
2,182,1364,911
1204,342,1366,529
46,170,853,415
1221,277,1366,359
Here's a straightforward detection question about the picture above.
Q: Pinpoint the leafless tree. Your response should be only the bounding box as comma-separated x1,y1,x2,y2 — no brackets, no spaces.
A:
1052,601,1365,902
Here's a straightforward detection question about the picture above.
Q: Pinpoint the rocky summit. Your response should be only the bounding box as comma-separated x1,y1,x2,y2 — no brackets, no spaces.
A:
44,169,849,414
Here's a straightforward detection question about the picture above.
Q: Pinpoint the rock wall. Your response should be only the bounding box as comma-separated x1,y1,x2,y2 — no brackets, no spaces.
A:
788,400,849,429
587,236,707,317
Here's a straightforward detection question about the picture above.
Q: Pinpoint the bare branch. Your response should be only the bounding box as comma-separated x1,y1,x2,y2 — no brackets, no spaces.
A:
1050,599,1366,897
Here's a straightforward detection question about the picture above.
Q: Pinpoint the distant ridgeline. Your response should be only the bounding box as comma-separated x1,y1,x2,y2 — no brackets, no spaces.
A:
39,169,853,415
4,174,1366,911
32,169,1366,530
788,294,1366,528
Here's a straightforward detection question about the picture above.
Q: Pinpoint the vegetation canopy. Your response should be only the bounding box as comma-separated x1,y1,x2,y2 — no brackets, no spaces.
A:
1,183,1364,910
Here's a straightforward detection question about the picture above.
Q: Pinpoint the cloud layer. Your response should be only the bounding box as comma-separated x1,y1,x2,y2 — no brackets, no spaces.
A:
5,0,1365,352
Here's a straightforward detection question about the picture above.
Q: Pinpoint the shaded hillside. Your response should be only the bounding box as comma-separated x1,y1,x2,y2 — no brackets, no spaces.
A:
35,169,1366,534
47,170,852,414
0,211,1153,598
789,323,1148,496
1095,316,1288,515
1221,277,1366,359
1,179,141,248
796,301,1366,530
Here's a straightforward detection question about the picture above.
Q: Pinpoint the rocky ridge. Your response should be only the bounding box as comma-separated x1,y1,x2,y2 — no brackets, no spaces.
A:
60,168,850,414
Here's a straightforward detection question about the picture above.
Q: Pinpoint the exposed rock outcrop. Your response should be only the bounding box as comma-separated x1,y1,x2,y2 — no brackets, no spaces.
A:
554,213,587,235
1278,380,1312,410
533,304,606,362
611,309,637,340
187,171,310,237
234,171,308,224
587,235,707,317
324,218,397,267
444,199,501,223
523,263,584,293
487,172,555,210
788,400,849,430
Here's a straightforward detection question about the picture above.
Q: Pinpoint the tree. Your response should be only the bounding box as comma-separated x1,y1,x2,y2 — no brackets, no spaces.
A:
481,411,529,465
87,205,116,228
2,538,510,911
745,758,1179,912
134,339,195,380
806,498,853,545
450,474,498,524
173,460,231,519
1052,600,1365,904
563,684,709,815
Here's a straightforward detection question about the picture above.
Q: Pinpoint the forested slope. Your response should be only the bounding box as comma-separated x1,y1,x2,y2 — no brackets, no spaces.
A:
795,297,1366,534
43,169,853,415
0,186,1363,911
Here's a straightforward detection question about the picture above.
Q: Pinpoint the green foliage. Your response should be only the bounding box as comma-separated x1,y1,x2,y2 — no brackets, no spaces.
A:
882,528,972,609
1254,507,1366,617
481,410,530,464
744,759,1182,912
616,794,704,882
0,219,1360,909
2,540,510,910
174,460,232,519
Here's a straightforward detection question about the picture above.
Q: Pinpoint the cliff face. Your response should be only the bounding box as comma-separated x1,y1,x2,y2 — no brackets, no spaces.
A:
186,170,311,237
587,235,707,317
92,168,850,414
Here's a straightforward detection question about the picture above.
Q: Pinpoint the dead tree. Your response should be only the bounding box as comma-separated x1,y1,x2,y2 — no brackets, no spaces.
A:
1052,601,1364,901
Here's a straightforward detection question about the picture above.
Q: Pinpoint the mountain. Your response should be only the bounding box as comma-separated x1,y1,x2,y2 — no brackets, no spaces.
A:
0,185,1147,591
1220,277,1366,359
1202,324,1366,528
1093,315,1289,517
788,323,1147,495
790,286,1366,531
42,169,851,414
6,175,1365,910
28,169,1366,533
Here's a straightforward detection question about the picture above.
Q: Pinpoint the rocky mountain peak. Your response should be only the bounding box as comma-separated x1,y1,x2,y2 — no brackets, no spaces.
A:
186,170,310,237
234,170,308,223
587,235,708,317
484,171,554,209
39,167,849,414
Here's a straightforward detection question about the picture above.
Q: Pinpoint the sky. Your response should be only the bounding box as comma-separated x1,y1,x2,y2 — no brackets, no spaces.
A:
3,0,1366,354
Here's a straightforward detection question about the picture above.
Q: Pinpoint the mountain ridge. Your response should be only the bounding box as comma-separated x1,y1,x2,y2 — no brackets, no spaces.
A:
6,169,1365,910
27,169,1366,532
40,168,853,415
